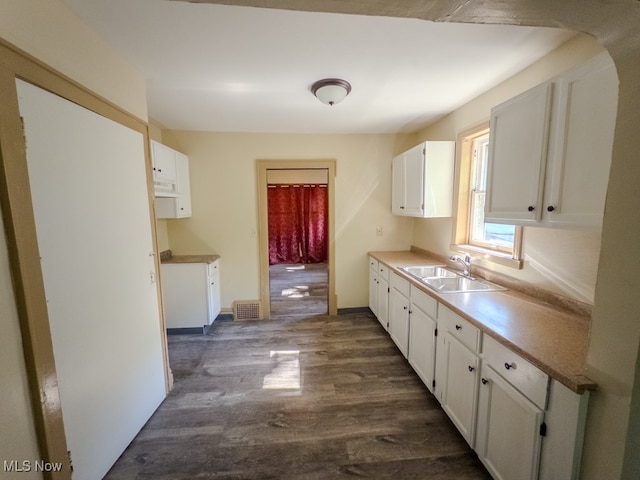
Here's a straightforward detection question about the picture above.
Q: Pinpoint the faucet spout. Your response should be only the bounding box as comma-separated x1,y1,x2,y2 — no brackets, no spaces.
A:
450,253,473,278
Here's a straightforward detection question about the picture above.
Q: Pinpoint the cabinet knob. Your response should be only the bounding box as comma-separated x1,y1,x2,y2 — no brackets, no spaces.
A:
527,206,535,212
403,306,408,310
400,206,405,209
504,362,515,370
468,366,475,372
455,324,462,331
547,205,555,212
481,378,488,385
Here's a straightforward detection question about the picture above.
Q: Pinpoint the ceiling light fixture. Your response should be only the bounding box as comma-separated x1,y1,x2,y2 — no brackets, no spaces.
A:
311,78,352,106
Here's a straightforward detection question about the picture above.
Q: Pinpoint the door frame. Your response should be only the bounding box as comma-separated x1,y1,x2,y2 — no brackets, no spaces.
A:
256,159,337,318
0,38,170,478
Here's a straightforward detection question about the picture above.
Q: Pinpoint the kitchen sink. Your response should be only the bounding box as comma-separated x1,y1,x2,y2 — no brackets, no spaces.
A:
423,275,506,293
400,265,506,293
400,265,458,279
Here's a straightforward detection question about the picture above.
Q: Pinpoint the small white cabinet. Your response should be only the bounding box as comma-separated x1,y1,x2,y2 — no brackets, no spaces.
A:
435,306,481,447
486,53,618,228
408,286,438,393
476,335,548,480
392,141,455,218
388,272,410,357
152,140,192,218
368,256,389,331
161,259,221,331
151,140,178,195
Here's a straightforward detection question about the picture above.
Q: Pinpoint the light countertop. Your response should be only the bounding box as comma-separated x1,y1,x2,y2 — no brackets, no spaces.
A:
369,250,595,393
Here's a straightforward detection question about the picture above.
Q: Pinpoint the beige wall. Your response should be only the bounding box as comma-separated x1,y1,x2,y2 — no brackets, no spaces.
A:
162,131,416,309
0,0,147,121
412,34,606,303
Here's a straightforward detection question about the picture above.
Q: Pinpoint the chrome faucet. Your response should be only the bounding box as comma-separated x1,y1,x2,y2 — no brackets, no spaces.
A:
450,253,473,277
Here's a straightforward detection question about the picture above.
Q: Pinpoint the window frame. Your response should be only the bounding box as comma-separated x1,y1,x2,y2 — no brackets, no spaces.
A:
451,123,524,269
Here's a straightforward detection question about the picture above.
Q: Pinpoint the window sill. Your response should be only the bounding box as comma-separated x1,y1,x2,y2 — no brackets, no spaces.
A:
451,244,524,270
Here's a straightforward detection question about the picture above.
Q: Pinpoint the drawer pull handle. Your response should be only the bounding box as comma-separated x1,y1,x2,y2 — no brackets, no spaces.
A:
455,324,462,331
504,362,515,370
481,378,488,385
468,365,475,372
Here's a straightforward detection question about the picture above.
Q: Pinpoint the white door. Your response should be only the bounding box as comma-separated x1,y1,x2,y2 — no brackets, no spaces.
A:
377,276,389,331
476,365,544,480
408,304,437,393
17,79,166,480
440,333,480,447
544,54,618,227
388,287,410,357
485,82,553,224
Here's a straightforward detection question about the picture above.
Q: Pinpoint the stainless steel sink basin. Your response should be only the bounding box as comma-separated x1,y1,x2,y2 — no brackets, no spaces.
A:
423,275,506,293
401,265,457,279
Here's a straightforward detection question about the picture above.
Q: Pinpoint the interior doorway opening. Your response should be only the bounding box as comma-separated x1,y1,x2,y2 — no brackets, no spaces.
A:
267,170,328,316
257,160,337,319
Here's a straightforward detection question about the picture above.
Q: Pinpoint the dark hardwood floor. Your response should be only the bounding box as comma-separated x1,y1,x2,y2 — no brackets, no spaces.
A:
105,313,491,479
269,263,328,317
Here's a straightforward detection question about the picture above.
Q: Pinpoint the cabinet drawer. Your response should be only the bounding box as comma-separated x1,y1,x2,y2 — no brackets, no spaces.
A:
207,261,219,277
483,334,549,409
390,272,410,297
410,285,437,319
378,263,390,281
369,256,378,271
440,306,480,353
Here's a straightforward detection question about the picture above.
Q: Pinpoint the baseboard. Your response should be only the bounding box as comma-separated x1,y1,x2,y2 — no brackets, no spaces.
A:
337,307,373,315
166,327,204,335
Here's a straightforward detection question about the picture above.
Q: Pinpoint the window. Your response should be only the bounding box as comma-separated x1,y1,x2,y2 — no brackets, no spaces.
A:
453,125,523,268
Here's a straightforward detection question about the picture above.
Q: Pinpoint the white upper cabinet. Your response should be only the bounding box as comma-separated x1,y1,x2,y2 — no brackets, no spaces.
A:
392,141,455,218
152,141,192,219
151,140,178,196
485,53,618,228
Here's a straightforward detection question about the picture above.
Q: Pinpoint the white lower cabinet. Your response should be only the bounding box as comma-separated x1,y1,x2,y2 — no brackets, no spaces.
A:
408,286,438,393
366,259,589,480
161,259,221,330
476,364,544,480
436,331,480,447
369,257,390,331
389,273,411,357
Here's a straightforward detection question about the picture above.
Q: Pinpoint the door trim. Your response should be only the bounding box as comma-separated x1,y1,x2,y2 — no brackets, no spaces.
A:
256,159,337,318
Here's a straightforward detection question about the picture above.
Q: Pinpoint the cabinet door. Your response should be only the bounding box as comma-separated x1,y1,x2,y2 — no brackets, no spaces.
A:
174,152,192,217
543,54,618,228
151,140,177,184
476,364,544,480
377,276,389,331
408,303,437,393
369,268,378,317
485,82,553,224
439,333,480,447
388,287,410,357
391,153,406,215
207,267,221,325
403,144,426,216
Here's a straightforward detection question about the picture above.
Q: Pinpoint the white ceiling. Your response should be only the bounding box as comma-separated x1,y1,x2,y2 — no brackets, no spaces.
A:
60,0,574,134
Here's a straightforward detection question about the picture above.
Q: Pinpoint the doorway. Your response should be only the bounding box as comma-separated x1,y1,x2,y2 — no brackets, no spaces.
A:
257,160,337,318
267,177,328,316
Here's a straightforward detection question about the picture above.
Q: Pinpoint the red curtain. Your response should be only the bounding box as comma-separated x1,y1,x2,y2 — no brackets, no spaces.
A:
268,184,328,265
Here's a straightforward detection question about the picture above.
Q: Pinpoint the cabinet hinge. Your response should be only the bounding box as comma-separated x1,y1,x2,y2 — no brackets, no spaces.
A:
539,422,547,437
434,328,438,337
432,379,436,389
68,450,74,473
387,287,390,293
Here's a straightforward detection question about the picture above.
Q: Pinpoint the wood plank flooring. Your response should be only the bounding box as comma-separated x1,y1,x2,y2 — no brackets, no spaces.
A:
269,263,328,317
105,313,491,479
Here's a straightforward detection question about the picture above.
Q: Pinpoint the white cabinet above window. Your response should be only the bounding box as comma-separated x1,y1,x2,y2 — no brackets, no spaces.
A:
392,141,455,218
485,53,618,229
